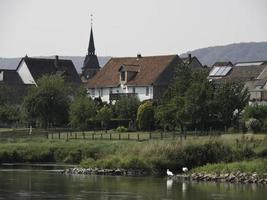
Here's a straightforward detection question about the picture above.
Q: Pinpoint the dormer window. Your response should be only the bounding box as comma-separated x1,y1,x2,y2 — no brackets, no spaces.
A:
121,71,125,82
119,64,140,83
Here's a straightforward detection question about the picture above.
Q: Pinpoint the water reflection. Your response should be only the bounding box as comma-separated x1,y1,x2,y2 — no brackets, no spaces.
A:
0,167,266,200
166,179,173,190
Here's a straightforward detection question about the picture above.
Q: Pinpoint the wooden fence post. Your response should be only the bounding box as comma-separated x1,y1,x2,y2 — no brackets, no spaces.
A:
149,132,152,140
67,132,69,141
110,133,112,140
58,132,61,140
128,133,130,140
92,133,94,140
83,131,85,140
75,132,77,139
101,133,103,140
119,133,121,140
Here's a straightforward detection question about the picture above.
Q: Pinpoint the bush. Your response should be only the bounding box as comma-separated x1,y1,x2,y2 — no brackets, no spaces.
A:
137,101,154,131
116,126,128,132
246,118,262,133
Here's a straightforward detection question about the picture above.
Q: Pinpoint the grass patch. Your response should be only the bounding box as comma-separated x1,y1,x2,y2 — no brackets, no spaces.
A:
192,159,267,174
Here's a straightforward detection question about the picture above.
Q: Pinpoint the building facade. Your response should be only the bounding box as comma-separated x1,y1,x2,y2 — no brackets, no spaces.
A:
87,54,183,103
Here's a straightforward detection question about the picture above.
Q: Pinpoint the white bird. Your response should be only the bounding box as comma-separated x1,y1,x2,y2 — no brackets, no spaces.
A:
167,169,174,176
182,167,188,173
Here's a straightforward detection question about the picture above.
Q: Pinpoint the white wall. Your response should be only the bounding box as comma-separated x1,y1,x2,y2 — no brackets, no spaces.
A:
88,85,153,102
17,60,36,85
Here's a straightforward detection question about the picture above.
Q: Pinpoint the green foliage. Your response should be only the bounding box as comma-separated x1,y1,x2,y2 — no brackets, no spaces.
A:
157,67,249,131
213,82,250,128
192,159,267,174
137,101,154,130
0,106,20,125
114,96,140,121
23,75,70,128
96,105,112,130
70,96,96,130
116,126,128,132
243,105,267,125
245,118,262,133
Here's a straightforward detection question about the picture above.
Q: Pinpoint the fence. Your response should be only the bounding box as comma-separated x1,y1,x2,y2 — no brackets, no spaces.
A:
0,127,228,141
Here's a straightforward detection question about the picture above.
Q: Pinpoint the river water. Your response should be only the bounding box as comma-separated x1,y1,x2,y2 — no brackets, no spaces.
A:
0,165,266,200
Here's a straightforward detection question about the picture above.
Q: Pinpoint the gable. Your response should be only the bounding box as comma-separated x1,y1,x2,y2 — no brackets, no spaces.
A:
17,60,36,85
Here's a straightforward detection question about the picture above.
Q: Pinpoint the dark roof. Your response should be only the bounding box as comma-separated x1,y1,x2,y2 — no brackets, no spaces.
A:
88,27,95,55
220,65,266,82
181,56,203,69
18,57,81,85
213,61,233,67
0,69,23,85
87,55,181,88
82,54,100,70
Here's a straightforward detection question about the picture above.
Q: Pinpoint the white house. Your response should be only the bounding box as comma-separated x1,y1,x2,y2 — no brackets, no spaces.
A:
86,54,182,103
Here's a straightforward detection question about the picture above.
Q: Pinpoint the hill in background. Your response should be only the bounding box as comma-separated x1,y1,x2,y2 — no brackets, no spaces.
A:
181,42,267,66
1,42,267,71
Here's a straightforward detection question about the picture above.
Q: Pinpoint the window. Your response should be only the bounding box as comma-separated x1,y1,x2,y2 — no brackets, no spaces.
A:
146,87,149,96
121,71,125,81
92,89,95,97
132,87,135,93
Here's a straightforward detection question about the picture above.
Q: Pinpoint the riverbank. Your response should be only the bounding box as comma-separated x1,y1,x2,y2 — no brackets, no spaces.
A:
0,134,266,176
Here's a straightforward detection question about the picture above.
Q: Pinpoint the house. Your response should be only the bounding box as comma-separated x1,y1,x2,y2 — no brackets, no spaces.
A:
208,60,267,104
86,54,183,103
16,55,81,86
181,54,203,69
81,24,100,81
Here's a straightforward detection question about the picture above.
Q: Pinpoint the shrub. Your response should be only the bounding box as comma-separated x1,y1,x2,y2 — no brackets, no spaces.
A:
137,101,154,131
246,118,262,133
116,126,128,133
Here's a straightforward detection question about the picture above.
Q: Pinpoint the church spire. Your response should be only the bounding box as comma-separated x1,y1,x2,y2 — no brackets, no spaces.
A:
82,14,100,81
88,14,95,55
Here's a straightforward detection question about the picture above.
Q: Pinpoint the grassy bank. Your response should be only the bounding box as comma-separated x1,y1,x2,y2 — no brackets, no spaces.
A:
0,134,266,175
192,159,267,174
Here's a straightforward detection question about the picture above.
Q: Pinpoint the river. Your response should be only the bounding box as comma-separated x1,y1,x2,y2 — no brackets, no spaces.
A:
0,164,266,200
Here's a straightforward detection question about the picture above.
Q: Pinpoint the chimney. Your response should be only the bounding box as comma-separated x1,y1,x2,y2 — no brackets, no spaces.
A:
188,54,192,62
54,55,61,70
137,53,142,59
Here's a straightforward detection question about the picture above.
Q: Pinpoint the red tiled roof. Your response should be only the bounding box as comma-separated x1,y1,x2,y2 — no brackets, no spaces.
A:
87,55,180,88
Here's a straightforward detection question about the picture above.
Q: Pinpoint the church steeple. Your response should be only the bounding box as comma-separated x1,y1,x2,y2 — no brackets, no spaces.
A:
82,14,100,82
88,27,95,55
88,14,95,55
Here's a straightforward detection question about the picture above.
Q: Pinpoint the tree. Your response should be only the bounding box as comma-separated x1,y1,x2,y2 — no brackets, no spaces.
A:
214,82,250,128
137,101,154,131
184,71,214,130
0,106,20,125
114,96,140,121
70,96,96,130
96,105,112,131
23,75,70,128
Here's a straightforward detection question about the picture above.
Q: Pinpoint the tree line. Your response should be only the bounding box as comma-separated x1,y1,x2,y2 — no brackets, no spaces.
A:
0,64,266,133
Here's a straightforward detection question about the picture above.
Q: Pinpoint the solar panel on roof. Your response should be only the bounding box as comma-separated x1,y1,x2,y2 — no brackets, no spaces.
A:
216,67,226,76
221,66,232,76
235,62,263,66
209,67,220,76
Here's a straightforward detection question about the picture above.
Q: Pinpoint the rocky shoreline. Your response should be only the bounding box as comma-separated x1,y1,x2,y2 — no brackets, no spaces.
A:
176,172,267,184
63,167,149,176
63,168,267,184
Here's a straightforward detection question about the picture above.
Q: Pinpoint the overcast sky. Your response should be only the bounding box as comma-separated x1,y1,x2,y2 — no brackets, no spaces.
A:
0,0,267,57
